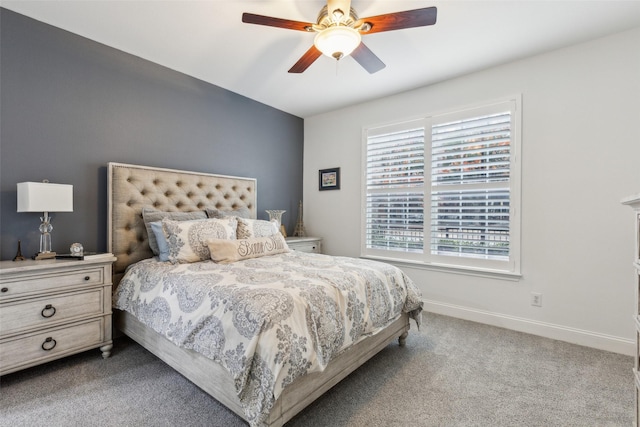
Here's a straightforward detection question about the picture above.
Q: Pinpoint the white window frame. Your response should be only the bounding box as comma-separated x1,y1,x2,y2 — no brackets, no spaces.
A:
361,96,521,278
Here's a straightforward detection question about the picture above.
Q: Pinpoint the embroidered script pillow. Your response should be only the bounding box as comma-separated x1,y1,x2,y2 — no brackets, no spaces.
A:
162,217,237,263
208,234,289,264
236,217,280,239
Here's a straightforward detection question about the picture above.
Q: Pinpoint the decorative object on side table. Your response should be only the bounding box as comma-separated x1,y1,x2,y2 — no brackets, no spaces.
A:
319,167,340,191
12,240,25,261
293,200,306,237
70,242,84,257
17,180,73,260
265,210,287,237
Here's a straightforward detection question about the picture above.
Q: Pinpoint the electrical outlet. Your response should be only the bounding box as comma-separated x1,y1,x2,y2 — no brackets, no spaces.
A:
531,292,542,307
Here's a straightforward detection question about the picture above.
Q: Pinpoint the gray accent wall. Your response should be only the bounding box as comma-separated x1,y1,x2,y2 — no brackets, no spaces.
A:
0,8,304,260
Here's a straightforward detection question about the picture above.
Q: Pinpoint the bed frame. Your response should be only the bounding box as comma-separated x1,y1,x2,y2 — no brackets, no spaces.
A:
107,162,410,426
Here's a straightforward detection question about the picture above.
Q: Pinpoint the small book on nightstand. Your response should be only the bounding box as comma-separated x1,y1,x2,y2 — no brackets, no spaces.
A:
55,252,112,260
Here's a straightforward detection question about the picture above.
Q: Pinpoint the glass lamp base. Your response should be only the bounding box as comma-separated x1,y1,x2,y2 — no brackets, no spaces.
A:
35,213,56,259
265,210,286,226
266,210,287,236
34,252,57,260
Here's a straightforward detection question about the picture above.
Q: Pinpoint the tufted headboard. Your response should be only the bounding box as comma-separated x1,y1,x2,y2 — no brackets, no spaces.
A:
107,162,257,285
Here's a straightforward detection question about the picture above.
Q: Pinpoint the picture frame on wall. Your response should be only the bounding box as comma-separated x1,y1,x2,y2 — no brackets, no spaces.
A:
319,167,340,191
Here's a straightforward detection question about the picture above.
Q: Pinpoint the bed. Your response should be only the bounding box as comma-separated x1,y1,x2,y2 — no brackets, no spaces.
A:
107,162,423,427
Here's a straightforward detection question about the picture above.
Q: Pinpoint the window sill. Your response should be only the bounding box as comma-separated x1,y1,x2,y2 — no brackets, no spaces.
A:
361,255,522,282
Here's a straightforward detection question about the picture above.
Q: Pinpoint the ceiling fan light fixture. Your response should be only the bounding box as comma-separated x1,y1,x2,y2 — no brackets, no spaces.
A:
314,26,361,60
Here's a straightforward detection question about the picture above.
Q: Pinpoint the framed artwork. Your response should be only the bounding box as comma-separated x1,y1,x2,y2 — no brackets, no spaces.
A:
319,167,340,191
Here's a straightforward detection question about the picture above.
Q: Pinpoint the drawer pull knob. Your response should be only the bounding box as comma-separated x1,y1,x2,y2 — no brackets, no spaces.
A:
41,304,57,318
84,276,90,281
1,287,7,293
41,337,57,351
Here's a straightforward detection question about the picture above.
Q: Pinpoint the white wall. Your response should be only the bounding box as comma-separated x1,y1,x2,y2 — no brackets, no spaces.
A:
304,27,640,355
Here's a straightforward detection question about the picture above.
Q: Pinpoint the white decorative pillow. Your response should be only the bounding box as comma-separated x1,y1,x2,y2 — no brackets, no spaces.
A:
162,217,237,263
236,217,279,239
208,234,289,264
142,208,207,255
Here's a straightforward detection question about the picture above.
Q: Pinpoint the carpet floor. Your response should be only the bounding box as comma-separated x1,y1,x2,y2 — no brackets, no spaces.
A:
0,312,633,426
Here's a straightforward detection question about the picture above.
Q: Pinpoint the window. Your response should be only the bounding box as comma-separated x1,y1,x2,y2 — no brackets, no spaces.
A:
362,98,521,275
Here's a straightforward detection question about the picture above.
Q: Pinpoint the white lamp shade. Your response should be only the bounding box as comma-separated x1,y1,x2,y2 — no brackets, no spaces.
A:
17,182,73,213
314,26,362,59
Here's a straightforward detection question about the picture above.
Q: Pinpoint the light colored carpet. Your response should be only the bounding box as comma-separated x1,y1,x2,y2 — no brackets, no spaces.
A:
0,312,633,426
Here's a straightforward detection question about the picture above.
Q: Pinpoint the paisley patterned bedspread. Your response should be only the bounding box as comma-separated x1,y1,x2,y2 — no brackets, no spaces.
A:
113,251,423,426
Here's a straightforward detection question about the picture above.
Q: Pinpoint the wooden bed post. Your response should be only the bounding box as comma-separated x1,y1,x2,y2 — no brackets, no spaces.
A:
399,331,409,347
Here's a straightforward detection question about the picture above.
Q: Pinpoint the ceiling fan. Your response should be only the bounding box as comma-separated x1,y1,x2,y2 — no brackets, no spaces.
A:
242,0,437,74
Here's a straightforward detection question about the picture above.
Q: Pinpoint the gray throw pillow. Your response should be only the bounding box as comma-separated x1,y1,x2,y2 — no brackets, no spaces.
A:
205,207,251,219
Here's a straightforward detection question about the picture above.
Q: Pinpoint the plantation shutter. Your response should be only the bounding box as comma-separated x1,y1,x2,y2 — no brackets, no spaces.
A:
365,125,425,253
430,110,512,260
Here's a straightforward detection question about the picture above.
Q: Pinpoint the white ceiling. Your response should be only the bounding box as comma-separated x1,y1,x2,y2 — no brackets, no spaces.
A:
3,1,640,118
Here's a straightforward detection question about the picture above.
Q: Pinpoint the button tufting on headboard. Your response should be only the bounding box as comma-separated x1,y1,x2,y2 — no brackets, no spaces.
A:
108,162,257,286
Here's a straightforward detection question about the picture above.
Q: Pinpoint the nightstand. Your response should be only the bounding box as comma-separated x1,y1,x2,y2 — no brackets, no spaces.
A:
0,254,116,375
286,237,322,254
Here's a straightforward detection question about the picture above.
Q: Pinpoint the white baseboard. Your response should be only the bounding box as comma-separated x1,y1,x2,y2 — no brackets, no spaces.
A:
424,299,634,356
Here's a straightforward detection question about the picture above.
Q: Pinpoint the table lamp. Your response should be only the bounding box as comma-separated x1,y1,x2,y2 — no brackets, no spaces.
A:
17,181,73,259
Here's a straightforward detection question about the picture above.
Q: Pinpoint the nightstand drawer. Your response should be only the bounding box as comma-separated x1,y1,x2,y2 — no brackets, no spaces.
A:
286,237,322,254
291,242,321,253
0,318,105,374
0,267,104,299
0,288,106,337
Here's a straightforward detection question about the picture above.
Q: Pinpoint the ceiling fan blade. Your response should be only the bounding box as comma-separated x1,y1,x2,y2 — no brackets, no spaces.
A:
242,13,313,32
288,45,323,73
356,7,437,34
351,42,386,74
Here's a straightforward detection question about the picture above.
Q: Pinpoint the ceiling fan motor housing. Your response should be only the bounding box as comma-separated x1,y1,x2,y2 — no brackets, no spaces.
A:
316,5,359,28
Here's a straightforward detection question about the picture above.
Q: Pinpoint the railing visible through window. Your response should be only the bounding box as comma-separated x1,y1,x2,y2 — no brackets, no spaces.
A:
365,125,425,254
431,111,512,261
